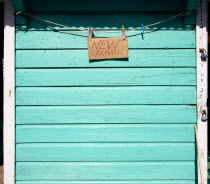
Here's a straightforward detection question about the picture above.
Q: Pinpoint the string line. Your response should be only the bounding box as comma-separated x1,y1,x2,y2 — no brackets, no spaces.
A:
17,10,193,36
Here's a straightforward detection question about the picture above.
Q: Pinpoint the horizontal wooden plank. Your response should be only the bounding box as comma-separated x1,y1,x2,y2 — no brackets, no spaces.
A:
16,31,195,49
16,14,190,31
15,49,196,68
16,105,196,124
16,162,195,180
16,68,196,86
16,124,195,143
26,0,188,12
16,143,195,161
16,181,196,184
16,87,196,105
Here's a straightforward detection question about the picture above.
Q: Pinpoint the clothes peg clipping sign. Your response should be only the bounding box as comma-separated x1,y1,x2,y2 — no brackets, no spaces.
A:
87,25,128,60
88,37,128,60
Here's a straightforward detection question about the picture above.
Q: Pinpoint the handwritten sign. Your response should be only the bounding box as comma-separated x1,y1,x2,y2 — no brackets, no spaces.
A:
88,37,128,60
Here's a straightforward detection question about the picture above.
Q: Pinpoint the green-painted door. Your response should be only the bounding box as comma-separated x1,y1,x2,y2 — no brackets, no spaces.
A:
15,1,197,183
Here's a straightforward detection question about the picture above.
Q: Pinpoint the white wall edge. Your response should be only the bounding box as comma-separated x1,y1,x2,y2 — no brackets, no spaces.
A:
196,0,208,183
4,0,15,184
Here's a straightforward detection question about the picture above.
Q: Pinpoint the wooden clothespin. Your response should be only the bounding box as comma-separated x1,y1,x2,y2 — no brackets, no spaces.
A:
122,25,126,39
88,25,94,40
122,25,124,32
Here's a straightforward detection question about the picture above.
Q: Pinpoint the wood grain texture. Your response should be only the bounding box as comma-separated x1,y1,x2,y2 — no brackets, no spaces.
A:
16,181,196,184
16,124,195,143
16,14,189,31
16,86,196,105
16,68,196,86
15,49,196,68
16,162,195,180
16,31,195,49
26,0,188,12
16,143,195,161
16,105,196,124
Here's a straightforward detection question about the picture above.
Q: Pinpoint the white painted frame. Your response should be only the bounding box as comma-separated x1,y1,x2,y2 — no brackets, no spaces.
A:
4,0,15,184
196,0,208,184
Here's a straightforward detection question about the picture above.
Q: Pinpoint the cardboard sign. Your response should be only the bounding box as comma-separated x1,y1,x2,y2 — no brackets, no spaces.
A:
88,37,128,60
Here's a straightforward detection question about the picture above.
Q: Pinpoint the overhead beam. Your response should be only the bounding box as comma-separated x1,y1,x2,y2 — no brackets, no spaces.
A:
187,0,200,11
12,0,25,12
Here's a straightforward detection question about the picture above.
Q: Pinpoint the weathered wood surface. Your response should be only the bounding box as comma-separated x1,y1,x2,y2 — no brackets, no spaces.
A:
16,143,195,161
196,1,208,183
16,68,196,86
16,31,196,49
15,49,196,68
16,162,195,180
16,105,196,124
16,124,195,143
16,86,196,105
14,7,197,184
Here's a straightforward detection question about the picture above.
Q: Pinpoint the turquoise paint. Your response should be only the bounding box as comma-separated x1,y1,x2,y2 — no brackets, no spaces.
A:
16,124,195,143
16,30,196,49
16,143,195,161
16,68,196,86
16,162,195,180
15,2,197,183
16,49,196,68
16,86,196,105
16,182,196,184
16,105,196,124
